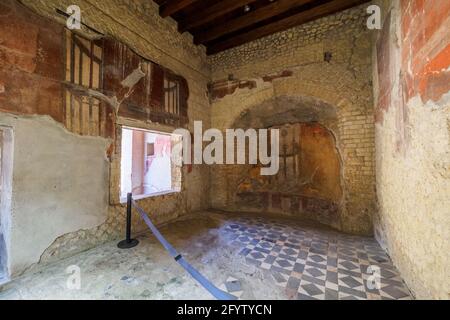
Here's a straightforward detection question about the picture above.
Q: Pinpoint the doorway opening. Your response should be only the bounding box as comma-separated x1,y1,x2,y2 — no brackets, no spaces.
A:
0,126,13,284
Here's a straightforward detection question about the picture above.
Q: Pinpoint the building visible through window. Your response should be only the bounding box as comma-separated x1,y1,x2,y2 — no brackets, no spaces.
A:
120,127,180,201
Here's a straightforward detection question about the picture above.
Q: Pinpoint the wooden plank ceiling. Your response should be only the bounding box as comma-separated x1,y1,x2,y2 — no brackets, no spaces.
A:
153,0,369,55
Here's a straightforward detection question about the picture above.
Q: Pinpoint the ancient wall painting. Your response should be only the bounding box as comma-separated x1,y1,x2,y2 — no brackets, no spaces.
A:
236,122,342,226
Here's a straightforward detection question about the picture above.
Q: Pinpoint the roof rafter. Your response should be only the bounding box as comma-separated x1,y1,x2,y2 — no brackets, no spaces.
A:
160,0,200,18
178,0,256,33
207,0,369,54
194,0,316,44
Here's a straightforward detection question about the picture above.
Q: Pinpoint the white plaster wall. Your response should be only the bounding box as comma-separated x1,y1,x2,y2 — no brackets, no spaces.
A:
0,126,13,281
371,0,450,299
375,95,450,299
0,114,110,276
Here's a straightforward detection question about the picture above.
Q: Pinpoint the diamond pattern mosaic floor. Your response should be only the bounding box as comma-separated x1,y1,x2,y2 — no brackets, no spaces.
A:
221,216,412,300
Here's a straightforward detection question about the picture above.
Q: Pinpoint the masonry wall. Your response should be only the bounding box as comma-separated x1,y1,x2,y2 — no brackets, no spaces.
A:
0,0,211,277
208,5,376,235
373,0,450,299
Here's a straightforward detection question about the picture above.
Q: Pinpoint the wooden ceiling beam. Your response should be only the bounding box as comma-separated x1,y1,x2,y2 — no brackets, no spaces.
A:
207,0,369,55
195,0,316,44
160,0,199,18
178,0,256,33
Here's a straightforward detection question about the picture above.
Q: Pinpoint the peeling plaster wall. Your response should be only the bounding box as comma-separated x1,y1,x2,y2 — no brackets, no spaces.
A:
0,114,110,276
0,127,13,281
0,0,212,276
208,5,376,235
373,0,450,299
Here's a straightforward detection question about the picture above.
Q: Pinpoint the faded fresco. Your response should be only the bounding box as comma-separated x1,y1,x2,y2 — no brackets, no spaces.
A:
236,123,342,226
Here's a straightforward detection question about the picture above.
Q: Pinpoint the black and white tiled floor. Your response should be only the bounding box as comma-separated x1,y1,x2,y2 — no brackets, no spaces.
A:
222,216,411,300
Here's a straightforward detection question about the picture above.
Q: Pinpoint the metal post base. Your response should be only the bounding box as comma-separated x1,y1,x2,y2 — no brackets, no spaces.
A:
117,239,139,249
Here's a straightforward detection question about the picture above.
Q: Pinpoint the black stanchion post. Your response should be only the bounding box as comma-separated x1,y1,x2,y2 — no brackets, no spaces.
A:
118,193,139,249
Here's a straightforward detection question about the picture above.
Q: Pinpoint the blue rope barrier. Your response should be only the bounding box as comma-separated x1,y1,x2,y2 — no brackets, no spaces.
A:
132,200,237,301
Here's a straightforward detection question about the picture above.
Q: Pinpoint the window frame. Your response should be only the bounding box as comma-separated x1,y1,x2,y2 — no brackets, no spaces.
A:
119,125,182,204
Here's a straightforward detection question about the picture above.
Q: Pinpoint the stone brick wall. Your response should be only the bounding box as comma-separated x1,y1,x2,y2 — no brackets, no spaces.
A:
373,0,450,299
208,4,376,235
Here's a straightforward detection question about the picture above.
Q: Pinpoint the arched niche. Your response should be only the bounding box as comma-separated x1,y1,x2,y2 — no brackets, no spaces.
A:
222,95,345,229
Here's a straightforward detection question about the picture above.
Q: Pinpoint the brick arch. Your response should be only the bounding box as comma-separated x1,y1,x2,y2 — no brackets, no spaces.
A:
221,91,348,230
230,95,338,129
213,68,364,128
211,69,375,235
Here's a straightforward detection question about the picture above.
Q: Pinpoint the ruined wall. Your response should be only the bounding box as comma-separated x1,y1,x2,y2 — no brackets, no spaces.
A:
208,5,376,235
373,0,450,299
0,114,110,275
0,0,211,276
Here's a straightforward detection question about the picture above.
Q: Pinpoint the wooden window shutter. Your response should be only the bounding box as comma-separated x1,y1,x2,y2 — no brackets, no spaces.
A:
150,63,164,109
179,77,189,122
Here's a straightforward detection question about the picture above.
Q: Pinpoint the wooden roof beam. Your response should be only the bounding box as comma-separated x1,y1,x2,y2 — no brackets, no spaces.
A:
160,0,200,18
195,0,316,44
178,0,256,33
207,0,369,54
